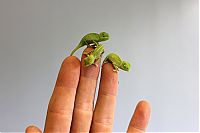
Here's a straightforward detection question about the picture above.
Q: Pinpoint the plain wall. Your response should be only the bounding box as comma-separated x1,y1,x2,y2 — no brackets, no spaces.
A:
0,0,198,132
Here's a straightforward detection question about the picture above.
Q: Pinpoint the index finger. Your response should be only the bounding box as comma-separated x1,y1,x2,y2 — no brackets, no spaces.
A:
44,56,81,133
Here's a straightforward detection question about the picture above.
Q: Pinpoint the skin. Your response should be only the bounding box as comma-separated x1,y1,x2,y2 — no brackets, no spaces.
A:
83,44,104,67
25,47,151,133
70,32,109,56
104,53,131,72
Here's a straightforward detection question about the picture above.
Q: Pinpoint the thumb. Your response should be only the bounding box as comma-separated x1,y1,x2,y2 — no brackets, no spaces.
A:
127,100,151,133
25,125,42,133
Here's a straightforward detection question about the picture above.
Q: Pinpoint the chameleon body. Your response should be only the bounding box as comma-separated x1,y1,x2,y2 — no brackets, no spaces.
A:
83,44,104,67
70,32,109,56
103,53,131,72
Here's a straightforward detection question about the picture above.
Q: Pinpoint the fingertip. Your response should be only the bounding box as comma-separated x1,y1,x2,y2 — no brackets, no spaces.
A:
25,125,42,133
128,100,151,132
102,63,118,80
82,47,94,56
102,62,114,72
102,62,112,70
62,56,81,68
56,55,81,88
99,62,118,96
134,100,151,123
136,100,151,114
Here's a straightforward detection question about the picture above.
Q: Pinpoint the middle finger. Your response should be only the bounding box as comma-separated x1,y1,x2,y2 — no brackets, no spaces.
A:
70,47,101,132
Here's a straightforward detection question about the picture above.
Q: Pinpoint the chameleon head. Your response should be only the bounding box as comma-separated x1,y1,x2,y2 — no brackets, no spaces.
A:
121,61,131,71
84,55,95,67
99,32,109,41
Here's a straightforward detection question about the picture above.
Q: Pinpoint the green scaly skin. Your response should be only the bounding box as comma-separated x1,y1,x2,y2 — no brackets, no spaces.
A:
70,32,109,56
103,53,131,72
83,44,104,67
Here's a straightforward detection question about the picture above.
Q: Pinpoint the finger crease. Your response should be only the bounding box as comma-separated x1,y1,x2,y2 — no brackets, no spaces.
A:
92,119,113,126
80,75,98,81
99,91,117,97
48,108,73,118
129,124,145,132
74,103,94,112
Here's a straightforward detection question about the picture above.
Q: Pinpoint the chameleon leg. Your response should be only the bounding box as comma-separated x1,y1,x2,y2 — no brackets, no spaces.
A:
112,64,119,72
93,63,98,67
92,40,99,47
100,50,105,57
93,57,101,67
83,39,91,48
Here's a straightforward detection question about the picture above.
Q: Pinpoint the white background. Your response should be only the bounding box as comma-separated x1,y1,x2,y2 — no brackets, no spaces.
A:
0,0,198,132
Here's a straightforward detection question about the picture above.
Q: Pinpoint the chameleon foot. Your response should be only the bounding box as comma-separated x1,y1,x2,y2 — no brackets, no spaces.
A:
112,69,119,73
94,63,98,67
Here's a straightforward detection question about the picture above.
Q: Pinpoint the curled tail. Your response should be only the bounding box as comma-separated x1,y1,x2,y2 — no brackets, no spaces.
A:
70,43,83,56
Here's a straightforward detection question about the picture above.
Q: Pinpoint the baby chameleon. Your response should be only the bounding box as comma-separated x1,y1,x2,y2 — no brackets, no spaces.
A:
83,44,104,67
70,32,109,56
103,53,131,72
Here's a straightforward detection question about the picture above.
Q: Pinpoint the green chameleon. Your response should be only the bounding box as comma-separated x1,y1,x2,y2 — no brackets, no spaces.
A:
83,44,104,67
103,53,131,72
70,32,109,56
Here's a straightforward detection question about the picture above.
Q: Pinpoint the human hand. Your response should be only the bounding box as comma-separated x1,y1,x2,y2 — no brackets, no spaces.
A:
25,48,151,133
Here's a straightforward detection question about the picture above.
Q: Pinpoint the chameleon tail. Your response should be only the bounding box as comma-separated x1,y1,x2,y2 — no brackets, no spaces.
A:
70,44,82,56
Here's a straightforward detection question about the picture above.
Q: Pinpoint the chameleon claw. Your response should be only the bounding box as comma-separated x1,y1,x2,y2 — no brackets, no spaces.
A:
112,69,119,73
94,63,98,67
